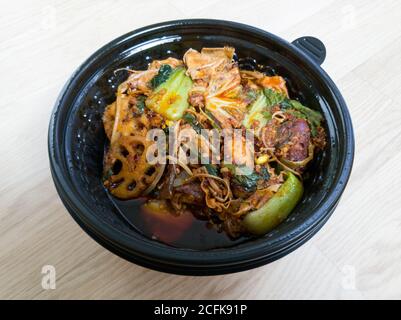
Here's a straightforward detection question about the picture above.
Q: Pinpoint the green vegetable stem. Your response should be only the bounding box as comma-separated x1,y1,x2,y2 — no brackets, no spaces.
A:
146,67,192,121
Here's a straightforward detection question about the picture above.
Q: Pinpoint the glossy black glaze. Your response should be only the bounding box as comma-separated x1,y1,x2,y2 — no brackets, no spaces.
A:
48,19,354,275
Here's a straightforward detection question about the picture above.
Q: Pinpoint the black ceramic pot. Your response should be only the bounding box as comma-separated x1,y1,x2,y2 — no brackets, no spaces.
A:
48,19,354,275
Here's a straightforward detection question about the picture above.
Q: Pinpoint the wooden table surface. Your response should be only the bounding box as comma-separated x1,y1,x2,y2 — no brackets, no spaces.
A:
1,0,400,299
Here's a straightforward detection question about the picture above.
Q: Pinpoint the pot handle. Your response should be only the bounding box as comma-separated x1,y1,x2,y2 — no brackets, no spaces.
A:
291,36,326,65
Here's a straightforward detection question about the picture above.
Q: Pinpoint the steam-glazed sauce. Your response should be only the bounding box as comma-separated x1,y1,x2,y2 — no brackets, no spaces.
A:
110,198,248,249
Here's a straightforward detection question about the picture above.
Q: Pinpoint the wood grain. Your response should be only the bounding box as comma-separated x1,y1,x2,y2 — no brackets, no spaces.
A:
1,0,400,299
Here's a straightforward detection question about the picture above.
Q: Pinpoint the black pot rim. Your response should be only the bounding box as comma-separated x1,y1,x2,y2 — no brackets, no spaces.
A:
48,19,355,275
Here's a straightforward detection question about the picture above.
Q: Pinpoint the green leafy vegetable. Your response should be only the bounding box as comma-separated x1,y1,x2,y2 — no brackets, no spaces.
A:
246,88,258,102
263,88,286,106
242,92,269,136
261,111,272,119
150,64,173,88
225,164,270,193
285,109,307,120
136,95,146,114
289,100,323,124
204,164,219,177
182,113,202,134
259,166,270,180
243,88,291,136
146,67,193,121
279,99,293,109
281,100,324,136
204,110,221,130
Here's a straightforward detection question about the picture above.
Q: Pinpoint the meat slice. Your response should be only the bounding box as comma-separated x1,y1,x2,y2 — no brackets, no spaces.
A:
280,119,310,161
173,182,205,205
262,118,311,162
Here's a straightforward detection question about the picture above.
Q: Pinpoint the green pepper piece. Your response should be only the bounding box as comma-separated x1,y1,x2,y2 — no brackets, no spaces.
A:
243,172,303,235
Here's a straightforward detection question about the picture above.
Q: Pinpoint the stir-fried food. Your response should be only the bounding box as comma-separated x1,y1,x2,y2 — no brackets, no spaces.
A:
102,47,326,239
